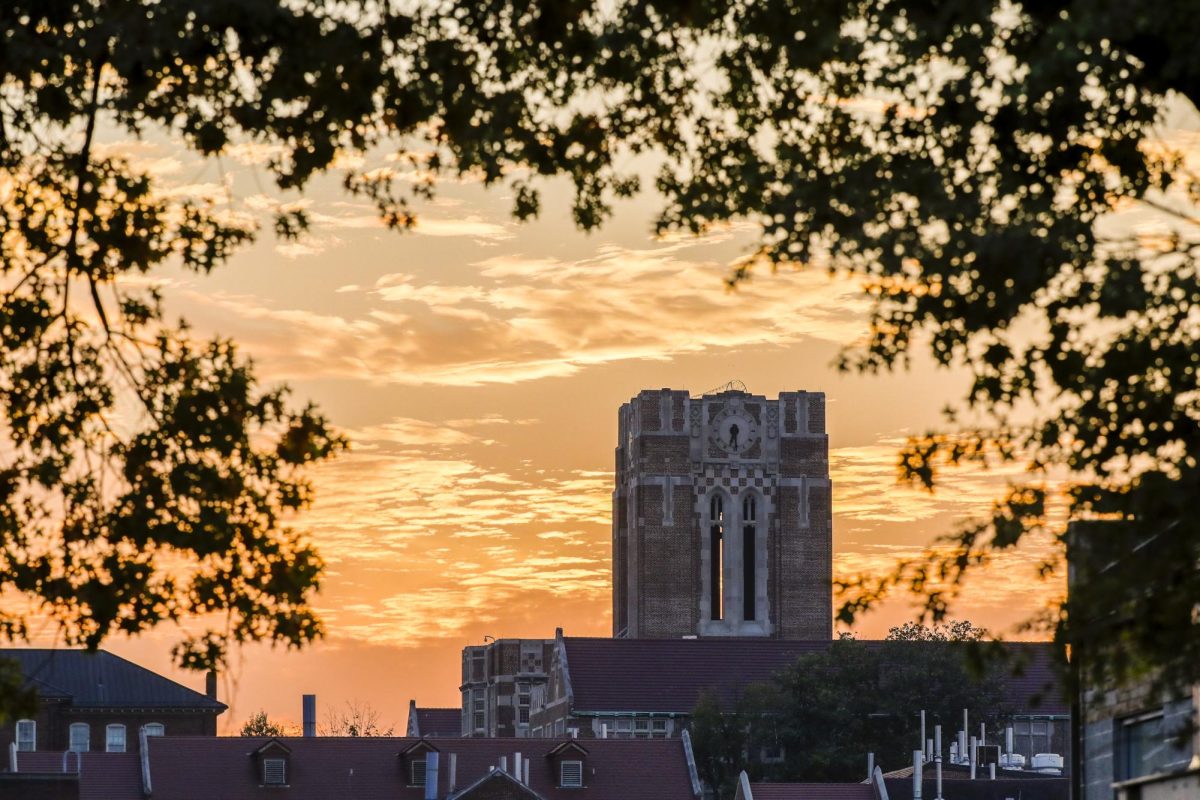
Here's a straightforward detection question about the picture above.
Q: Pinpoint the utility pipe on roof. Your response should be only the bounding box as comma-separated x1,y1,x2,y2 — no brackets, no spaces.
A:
920,710,926,761
969,736,977,780
867,752,874,782
912,750,923,800
449,753,457,793
934,725,944,800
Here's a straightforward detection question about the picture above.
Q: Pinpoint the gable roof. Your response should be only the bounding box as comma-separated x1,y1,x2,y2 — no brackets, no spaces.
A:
747,784,874,800
143,736,698,800
561,638,1067,715
450,767,548,800
413,706,461,737
2,649,226,711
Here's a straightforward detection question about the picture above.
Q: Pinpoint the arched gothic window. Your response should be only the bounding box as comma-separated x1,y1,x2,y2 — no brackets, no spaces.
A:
710,495,724,621
742,495,757,621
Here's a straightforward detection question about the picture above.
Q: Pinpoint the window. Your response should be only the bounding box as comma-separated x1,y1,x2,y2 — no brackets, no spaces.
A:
709,495,724,620
262,758,287,785
742,495,757,621
1118,712,1193,781
554,719,565,736
15,719,35,752
652,720,668,739
410,756,428,787
518,682,531,725
634,718,651,739
614,718,632,739
560,760,584,788
473,692,486,732
68,723,90,753
105,724,126,753
143,723,165,737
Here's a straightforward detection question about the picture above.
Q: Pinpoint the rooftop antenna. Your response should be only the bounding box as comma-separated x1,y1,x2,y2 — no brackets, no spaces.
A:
699,379,748,397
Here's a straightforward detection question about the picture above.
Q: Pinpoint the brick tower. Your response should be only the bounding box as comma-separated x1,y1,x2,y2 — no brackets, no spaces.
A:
612,384,832,639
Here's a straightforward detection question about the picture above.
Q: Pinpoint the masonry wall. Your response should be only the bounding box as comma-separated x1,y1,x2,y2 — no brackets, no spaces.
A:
0,705,216,754
613,388,832,640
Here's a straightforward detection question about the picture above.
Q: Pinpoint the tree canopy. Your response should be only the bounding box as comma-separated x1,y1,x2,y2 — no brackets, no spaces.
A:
4,0,1197,715
689,622,1009,798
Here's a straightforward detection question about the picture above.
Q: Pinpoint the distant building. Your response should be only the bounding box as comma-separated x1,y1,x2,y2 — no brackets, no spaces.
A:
0,649,225,756
525,632,1069,756
613,386,832,640
407,700,466,738
1069,522,1200,800
7,735,704,799
460,638,556,738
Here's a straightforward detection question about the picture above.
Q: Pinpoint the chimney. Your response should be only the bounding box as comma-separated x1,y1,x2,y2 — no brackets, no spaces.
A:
449,753,458,793
303,694,317,737
205,671,218,702
912,750,923,800
424,752,440,800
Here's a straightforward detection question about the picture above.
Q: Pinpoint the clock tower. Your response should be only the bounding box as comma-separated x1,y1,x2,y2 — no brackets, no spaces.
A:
612,384,832,640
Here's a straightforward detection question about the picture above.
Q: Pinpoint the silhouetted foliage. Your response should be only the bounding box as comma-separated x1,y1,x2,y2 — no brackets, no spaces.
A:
690,623,1008,798
239,711,296,737
4,1,1198,717
320,700,395,737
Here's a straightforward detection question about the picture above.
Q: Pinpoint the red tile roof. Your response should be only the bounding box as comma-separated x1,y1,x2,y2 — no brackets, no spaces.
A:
415,707,462,737
748,784,874,800
144,736,699,800
562,638,1067,715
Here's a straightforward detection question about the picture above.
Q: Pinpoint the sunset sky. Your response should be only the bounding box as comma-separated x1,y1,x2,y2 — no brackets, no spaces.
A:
84,100,1200,732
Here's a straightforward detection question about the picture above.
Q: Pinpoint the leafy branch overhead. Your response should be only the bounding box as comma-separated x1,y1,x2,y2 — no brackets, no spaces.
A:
3,0,1198,697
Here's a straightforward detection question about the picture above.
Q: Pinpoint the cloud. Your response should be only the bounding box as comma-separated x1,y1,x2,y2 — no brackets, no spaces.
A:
178,243,871,387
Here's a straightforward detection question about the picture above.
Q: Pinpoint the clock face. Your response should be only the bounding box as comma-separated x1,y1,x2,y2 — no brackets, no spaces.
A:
710,408,759,455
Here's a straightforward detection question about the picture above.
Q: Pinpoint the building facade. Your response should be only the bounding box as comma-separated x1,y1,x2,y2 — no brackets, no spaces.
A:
0,649,224,757
528,632,1070,756
460,638,556,738
612,385,832,640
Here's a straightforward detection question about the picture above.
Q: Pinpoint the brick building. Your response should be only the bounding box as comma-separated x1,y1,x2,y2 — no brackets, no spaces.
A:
460,639,556,738
0,649,224,757
613,385,831,640
527,632,1069,755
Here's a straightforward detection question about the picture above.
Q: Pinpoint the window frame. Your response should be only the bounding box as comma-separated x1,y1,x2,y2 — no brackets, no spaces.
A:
15,719,36,752
262,757,288,786
105,723,127,753
68,722,90,753
143,722,165,737
409,755,428,787
559,759,584,788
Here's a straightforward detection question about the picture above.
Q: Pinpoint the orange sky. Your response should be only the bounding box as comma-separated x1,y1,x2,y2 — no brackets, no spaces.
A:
70,103,1200,732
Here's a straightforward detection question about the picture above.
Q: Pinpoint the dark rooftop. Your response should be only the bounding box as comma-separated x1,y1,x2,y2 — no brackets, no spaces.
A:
414,707,462,737
747,783,874,800
3,649,226,711
145,736,698,800
562,638,1067,715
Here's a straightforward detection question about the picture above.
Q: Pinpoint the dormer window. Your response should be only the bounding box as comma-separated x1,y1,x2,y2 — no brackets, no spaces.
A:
399,739,439,788
251,738,292,788
547,740,589,789
560,760,584,788
263,758,287,785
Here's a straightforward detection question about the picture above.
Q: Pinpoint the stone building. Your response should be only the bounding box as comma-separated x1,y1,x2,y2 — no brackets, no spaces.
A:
0,649,224,756
460,638,556,738
612,385,831,640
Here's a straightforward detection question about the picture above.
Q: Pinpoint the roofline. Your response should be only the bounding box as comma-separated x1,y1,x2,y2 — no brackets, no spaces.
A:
448,766,549,800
